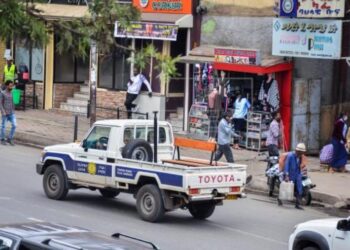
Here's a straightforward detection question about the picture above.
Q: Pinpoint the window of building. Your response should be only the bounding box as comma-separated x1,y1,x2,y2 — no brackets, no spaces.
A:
53,34,89,83
98,39,131,90
14,40,44,82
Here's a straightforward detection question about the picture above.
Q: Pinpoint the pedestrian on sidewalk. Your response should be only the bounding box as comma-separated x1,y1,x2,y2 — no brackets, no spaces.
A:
214,111,239,163
0,80,16,146
280,143,307,210
266,112,281,156
2,56,17,89
330,113,348,173
124,68,152,119
232,91,250,150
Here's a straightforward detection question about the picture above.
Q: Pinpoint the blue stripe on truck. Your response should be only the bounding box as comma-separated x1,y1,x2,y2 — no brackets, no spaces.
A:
43,153,112,177
43,153,183,187
116,166,183,187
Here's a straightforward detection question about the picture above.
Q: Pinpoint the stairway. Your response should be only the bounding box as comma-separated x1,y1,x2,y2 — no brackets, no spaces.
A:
167,107,184,133
60,85,89,116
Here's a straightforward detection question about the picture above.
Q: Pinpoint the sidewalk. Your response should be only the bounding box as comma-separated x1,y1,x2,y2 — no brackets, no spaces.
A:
9,110,350,209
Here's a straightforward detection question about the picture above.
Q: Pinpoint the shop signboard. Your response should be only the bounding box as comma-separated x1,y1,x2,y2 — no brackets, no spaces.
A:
298,0,345,18
114,21,178,41
272,18,342,59
274,0,345,18
214,48,261,66
133,0,192,14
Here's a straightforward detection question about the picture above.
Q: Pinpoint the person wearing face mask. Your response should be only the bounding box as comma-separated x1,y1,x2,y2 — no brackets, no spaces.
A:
266,112,282,157
330,113,349,172
0,80,16,145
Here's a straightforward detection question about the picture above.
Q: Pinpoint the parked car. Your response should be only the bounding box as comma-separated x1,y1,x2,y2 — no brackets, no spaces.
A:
0,222,159,249
289,217,350,250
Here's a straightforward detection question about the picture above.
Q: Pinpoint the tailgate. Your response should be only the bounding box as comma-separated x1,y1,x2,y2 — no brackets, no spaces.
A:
184,166,247,198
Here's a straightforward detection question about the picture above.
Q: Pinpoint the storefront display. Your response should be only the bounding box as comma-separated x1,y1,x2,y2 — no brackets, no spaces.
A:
244,111,272,151
188,63,216,139
188,103,209,139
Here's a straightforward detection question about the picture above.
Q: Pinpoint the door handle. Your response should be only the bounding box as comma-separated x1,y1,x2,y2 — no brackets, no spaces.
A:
335,236,345,240
78,155,87,159
98,157,104,161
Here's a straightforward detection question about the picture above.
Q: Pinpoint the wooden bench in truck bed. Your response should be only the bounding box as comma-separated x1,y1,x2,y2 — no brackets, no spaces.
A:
162,137,226,167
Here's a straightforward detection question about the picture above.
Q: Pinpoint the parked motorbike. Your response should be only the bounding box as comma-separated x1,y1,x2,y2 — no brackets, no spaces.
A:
263,153,316,206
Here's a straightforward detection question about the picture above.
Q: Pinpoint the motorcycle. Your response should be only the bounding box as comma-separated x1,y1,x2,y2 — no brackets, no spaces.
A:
263,153,316,206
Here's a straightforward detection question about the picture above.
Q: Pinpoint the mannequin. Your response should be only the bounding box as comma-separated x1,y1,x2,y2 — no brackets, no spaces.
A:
258,73,280,112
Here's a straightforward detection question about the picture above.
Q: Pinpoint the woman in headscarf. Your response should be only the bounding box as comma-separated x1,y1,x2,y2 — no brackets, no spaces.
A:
330,113,348,172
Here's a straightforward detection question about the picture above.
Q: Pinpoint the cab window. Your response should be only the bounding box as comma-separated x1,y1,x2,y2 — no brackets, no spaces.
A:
84,126,111,150
136,127,146,140
147,127,167,144
123,127,134,145
0,236,13,249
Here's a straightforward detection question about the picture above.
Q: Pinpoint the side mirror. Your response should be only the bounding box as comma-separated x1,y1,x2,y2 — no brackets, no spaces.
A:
82,139,88,152
337,219,350,231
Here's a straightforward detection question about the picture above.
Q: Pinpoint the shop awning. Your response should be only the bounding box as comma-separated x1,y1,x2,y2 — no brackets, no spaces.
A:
179,45,216,63
35,4,89,21
180,45,293,73
141,13,193,28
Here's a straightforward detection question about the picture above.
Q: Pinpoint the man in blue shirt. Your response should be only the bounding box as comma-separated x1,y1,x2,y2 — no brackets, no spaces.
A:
282,143,307,210
214,112,239,163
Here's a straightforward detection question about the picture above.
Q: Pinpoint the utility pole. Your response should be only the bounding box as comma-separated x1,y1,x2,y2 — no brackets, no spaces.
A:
89,3,98,126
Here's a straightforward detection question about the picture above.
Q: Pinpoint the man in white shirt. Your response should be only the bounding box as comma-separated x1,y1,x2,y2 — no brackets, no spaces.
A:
124,68,152,118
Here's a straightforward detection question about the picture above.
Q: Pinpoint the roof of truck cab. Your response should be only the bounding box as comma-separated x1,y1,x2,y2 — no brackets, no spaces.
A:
95,119,171,127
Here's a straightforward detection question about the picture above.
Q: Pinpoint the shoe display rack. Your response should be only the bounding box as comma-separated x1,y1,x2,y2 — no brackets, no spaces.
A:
188,103,210,140
245,111,271,151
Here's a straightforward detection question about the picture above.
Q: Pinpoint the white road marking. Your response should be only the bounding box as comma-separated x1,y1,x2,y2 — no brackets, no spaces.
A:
27,217,44,223
209,222,288,246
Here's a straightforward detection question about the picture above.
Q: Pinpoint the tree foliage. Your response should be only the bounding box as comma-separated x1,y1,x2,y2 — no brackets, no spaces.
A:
0,0,139,58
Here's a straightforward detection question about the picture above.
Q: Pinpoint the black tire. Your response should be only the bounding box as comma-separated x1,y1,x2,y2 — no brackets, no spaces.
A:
301,188,312,206
99,189,120,199
122,139,153,162
188,202,216,220
136,184,164,222
43,164,69,200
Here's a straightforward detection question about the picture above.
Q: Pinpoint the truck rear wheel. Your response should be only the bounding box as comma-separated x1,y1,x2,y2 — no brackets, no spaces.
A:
188,202,216,220
122,139,153,162
136,184,164,222
99,189,120,199
43,164,69,200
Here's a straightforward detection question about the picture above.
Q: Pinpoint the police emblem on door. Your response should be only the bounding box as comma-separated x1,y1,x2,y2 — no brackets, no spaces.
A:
88,162,97,175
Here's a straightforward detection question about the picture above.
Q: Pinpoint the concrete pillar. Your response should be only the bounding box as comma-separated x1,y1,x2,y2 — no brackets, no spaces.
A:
44,32,54,109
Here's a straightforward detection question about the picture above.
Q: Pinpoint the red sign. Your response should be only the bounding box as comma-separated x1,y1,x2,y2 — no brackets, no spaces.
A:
214,48,261,66
133,0,192,14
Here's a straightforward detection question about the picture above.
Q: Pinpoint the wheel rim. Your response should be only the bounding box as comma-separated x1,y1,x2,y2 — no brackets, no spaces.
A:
47,173,60,193
132,147,148,161
141,193,155,215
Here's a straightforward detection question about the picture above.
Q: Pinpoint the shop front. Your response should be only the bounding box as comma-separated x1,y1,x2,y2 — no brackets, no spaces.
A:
181,46,293,150
126,0,194,121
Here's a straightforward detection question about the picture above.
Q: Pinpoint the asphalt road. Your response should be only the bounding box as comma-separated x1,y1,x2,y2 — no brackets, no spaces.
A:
0,145,335,250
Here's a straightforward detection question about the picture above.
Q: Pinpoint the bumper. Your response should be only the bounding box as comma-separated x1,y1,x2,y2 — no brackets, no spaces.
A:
36,162,44,175
188,194,239,202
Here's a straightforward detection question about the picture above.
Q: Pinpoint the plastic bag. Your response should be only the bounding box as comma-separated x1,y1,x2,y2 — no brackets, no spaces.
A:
279,181,294,201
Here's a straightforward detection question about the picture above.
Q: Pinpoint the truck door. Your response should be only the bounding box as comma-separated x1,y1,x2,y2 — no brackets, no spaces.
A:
74,126,112,185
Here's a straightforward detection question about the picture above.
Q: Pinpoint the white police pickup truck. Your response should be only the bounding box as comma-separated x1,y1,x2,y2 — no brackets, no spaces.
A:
36,119,247,222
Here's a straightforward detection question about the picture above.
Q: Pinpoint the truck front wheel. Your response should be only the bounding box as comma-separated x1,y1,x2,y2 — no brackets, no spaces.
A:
43,164,69,200
136,184,165,222
188,202,216,220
